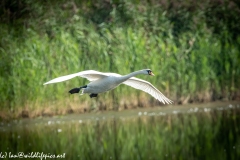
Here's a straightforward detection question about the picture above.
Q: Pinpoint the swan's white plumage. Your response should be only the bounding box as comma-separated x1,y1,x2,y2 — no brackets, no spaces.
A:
122,77,173,104
43,70,107,84
44,70,173,104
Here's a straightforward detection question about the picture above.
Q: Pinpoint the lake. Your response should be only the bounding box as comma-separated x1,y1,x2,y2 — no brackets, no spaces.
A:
0,101,240,160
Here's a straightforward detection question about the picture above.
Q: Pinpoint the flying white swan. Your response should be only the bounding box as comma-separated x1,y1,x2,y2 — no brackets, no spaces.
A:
43,69,173,104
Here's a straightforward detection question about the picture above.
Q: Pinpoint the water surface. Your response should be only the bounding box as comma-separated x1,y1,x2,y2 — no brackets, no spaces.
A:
0,101,240,160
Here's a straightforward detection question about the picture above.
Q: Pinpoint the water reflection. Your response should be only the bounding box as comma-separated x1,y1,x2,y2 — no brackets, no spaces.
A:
0,102,239,159
1,102,240,130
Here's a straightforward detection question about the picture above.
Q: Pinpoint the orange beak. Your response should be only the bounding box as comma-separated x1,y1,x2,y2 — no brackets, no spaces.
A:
150,72,155,76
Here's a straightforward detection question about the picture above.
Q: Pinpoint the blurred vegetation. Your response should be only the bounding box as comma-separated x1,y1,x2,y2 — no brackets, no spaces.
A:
1,107,240,159
0,0,240,118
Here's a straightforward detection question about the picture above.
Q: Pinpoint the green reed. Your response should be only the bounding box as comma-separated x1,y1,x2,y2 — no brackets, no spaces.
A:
0,0,240,117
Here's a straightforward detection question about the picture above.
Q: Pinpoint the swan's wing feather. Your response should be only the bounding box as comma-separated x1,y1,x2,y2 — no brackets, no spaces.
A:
79,70,110,81
123,77,173,104
43,70,110,85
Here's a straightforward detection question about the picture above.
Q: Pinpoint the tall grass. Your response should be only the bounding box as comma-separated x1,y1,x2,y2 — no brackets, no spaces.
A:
0,0,240,118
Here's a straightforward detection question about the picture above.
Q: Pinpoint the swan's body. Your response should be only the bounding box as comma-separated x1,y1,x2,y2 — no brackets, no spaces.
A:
44,69,173,104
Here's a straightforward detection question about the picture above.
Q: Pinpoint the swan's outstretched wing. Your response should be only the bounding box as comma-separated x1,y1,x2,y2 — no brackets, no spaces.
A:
123,77,173,104
43,70,110,85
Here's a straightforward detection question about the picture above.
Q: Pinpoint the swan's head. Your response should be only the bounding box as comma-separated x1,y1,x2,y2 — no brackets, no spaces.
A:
146,69,154,76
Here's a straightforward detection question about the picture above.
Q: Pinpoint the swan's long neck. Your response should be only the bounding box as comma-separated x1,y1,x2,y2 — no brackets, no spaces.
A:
118,70,145,83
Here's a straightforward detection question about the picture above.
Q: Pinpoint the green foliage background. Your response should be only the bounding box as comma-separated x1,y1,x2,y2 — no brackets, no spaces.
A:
0,0,240,117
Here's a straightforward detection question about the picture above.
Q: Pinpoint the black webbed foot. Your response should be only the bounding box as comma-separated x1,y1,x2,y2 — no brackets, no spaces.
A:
69,88,80,94
69,85,87,94
89,93,98,98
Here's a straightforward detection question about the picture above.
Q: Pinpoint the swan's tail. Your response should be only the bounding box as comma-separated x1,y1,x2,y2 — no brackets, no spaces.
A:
69,85,87,94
